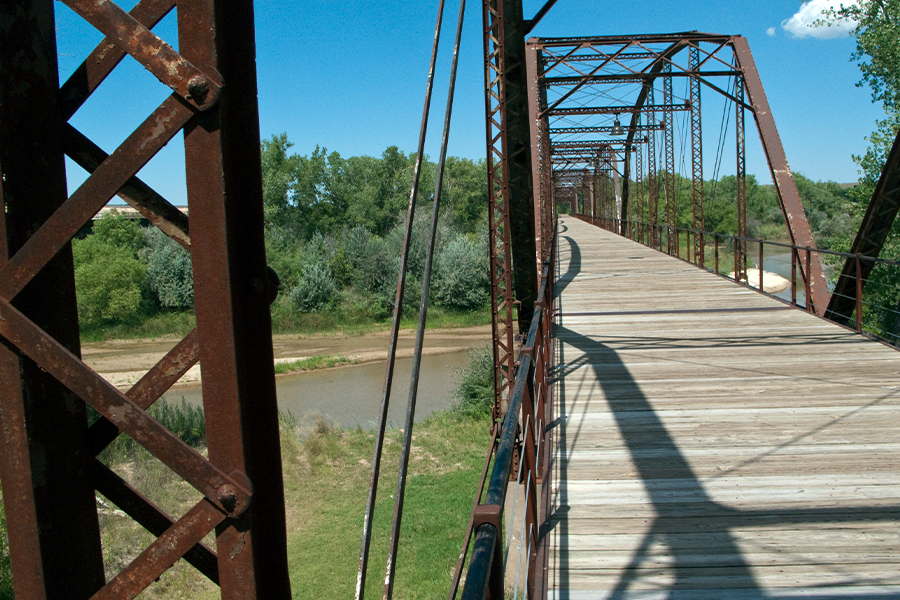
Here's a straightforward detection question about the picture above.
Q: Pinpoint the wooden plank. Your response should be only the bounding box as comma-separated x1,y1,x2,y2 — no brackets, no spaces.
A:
546,216,900,598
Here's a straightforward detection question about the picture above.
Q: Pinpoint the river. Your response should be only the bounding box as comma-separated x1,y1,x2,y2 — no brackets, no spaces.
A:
169,350,473,430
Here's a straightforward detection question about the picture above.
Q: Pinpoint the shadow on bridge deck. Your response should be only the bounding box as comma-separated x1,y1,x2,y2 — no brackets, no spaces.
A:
545,217,900,600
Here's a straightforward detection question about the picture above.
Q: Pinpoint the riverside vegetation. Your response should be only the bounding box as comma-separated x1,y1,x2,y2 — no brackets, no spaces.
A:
0,347,494,599
4,1,900,588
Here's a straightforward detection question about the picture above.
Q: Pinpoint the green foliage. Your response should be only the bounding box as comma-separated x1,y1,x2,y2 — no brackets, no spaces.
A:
91,210,145,252
290,261,337,312
142,227,193,309
273,354,354,375
452,346,494,418
0,491,10,600
433,234,489,309
443,156,488,230
74,238,147,327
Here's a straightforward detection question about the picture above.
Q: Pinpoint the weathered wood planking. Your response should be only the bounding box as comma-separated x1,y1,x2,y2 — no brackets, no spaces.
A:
546,217,900,600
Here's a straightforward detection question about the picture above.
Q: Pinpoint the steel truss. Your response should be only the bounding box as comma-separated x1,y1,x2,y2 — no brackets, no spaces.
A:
0,2,291,598
527,32,829,313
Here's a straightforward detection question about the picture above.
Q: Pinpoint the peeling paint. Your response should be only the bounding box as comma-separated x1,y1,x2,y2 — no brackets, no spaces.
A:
229,532,245,560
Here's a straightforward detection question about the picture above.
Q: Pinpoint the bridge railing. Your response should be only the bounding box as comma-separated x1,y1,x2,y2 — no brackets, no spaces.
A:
451,225,556,600
580,215,900,346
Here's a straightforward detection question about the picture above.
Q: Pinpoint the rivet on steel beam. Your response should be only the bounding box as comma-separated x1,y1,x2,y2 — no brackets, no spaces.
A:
217,484,238,513
187,76,210,105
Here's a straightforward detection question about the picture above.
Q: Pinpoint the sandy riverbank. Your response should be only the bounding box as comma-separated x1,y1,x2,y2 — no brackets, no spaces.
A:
82,325,492,389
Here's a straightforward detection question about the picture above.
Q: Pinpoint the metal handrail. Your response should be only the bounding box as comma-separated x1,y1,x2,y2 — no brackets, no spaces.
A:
577,215,900,346
452,224,557,599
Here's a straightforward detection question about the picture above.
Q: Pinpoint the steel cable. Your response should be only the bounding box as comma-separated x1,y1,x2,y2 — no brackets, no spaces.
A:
355,0,447,596
382,0,468,597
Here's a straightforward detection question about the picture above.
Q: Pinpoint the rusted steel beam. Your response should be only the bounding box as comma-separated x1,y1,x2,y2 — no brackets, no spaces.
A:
0,96,193,302
689,45,704,265
92,500,226,600
731,36,829,314
483,0,521,419
62,0,221,110
663,65,677,255
548,102,689,116
90,459,220,583
500,0,538,333
63,124,191,248
735,75,749,281
0,296,251,517
0,4,106,598
88,329,200,455
177,0,292,596
544,70,738,86
826,126,900,324
60,0,176,119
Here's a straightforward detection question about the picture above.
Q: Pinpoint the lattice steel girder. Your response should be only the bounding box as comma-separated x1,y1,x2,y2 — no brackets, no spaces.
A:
731,36,829,314
690,45,705,264
543,70,739,86
550,124,663,135
826,126,900,324
0,1,292,598
0,5,106,597
547,103,690,117
663,63,677,255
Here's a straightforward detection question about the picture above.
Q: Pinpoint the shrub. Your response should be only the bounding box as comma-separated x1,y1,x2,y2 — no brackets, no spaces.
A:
73,237,147,326
452,346,494,419
433,234,489,309
291,261,336,311
142,228,193,309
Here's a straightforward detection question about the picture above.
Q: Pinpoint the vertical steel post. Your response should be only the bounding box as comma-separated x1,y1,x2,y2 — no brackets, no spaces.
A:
689,45,704,266
735,74,748,283
483,0,518,421
177,1,291,596
663,64,677,256
647,92,659,249
0,4,106,598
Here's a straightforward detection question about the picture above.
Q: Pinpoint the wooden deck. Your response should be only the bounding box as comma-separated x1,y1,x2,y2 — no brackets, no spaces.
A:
546,216,900,599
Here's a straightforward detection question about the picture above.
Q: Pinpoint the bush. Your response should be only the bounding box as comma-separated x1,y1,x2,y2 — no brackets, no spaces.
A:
142,228,193,309
291,261,336,311
433,234,489,309
452,346,494,418
73,237,147,326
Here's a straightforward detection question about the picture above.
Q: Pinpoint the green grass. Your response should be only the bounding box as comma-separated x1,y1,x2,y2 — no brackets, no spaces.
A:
79,310,197,343
0,410,491,599
281,412,491,599
274,354,356,375
270,293,491,337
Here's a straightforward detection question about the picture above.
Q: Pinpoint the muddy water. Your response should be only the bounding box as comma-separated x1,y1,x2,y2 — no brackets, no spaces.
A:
170,351,472,429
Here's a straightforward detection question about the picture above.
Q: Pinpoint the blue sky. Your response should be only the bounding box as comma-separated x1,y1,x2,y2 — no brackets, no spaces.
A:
55,0,882,206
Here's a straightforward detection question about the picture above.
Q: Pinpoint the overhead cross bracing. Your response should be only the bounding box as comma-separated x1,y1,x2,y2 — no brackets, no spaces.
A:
526,32,831,314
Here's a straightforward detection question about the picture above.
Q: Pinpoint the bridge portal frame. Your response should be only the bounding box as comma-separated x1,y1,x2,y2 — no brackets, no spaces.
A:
526,32,831,314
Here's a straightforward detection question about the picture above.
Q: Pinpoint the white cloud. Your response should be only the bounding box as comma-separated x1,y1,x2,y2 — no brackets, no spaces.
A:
766,26,776,37
781,0,858,39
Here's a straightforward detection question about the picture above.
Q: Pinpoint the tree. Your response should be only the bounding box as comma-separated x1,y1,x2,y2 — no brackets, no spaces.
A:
142,227,194,310
826,0,900,340
73,212,147,326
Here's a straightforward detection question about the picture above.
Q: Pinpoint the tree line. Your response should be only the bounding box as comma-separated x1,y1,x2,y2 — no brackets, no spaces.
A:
73,138,492,335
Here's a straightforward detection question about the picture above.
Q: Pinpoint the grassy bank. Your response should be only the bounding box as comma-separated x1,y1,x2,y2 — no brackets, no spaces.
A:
0,407,492,599
79,302,491,343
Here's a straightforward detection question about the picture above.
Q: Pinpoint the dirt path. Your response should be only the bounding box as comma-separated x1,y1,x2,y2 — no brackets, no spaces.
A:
82,325,492,389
